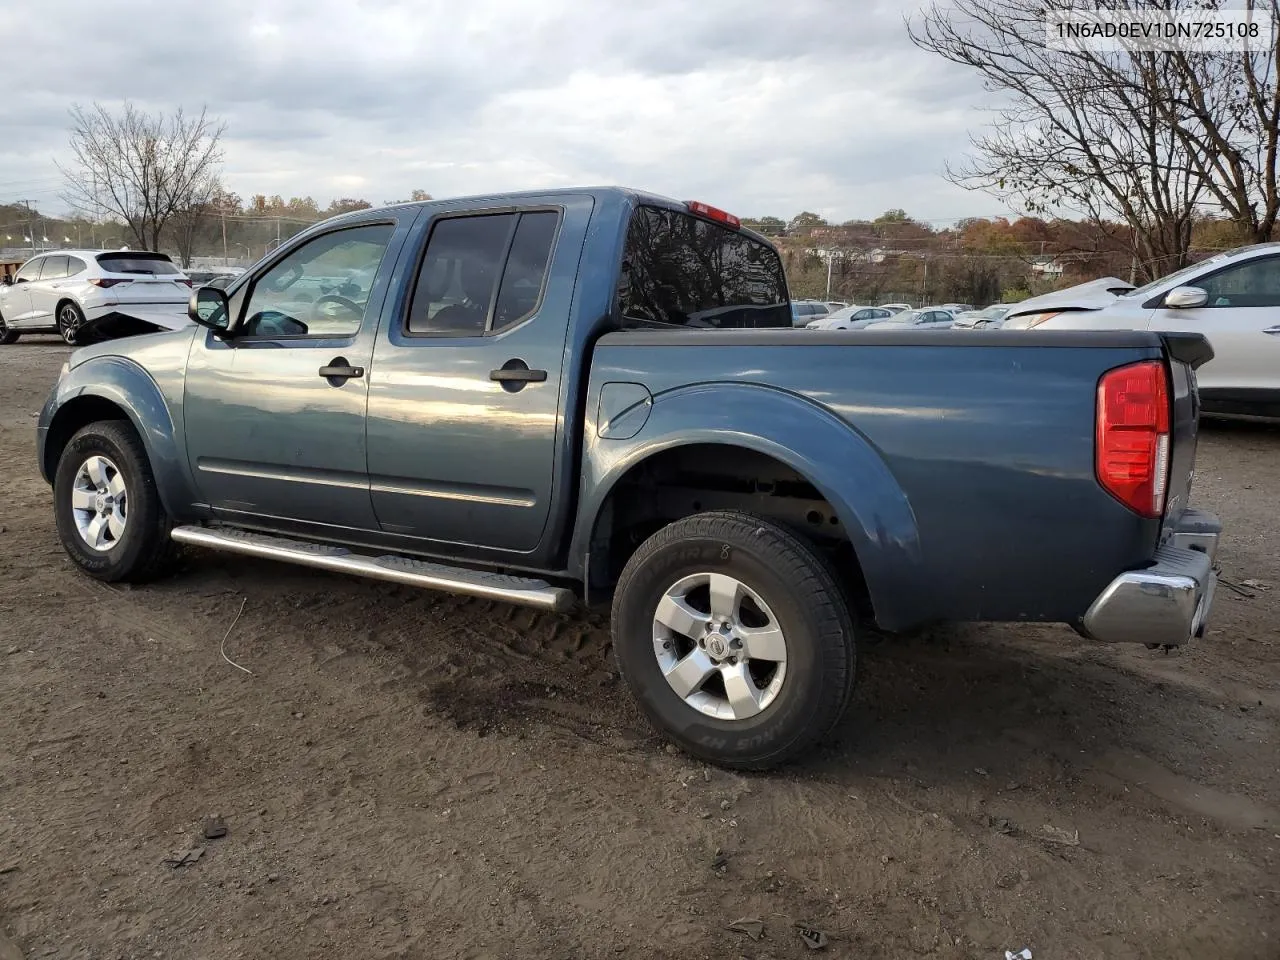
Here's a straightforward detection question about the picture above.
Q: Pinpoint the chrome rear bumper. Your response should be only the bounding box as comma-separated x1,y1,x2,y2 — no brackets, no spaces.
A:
1082,509,1220,647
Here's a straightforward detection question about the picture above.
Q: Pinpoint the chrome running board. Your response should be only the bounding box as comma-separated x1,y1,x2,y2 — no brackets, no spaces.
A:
171,525,576,613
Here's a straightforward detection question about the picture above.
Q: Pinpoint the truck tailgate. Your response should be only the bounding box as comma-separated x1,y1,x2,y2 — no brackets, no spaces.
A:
1160,333,1215,535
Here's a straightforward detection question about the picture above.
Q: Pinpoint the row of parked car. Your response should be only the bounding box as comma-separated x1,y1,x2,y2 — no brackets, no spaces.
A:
791,239,1280,421
790,298,1013,332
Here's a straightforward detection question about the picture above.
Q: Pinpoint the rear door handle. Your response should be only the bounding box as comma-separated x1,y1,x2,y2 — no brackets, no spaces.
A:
1264,326,1280,336
489,367,548,383
319,358,364,382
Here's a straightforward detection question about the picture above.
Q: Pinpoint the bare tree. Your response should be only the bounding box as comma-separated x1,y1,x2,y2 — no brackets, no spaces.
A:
60,101,226,253
909,0,1217,281
167,183,235,268
1159,0,1280,243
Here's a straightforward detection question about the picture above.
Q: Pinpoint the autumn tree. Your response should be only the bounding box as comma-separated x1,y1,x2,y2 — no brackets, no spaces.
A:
60,101,225,252
326,198,373,216
786,211,828,234
741,216,786,236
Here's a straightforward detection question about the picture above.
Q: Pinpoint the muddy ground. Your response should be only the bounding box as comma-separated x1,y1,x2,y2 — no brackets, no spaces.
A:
0,339,1277,960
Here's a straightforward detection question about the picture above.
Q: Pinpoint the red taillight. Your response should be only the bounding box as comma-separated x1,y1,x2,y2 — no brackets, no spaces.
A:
1096,360,1171,518
685,200,741,229
88,278,131,288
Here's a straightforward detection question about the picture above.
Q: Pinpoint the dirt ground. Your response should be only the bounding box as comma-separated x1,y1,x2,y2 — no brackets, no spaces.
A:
1,340,1277,960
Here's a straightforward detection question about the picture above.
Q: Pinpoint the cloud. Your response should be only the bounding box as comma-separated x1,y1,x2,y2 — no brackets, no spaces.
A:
0,0,1005,222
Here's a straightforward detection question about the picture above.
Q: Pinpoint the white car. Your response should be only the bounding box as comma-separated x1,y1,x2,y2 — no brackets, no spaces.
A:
952,305,1012,329
1003,243,1280,419
867,307,958,330
805,305,897,330
878,302,913,314
0,250,192,346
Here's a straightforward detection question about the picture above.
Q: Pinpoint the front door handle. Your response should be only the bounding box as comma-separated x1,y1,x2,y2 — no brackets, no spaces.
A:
489,367,548,383
1264,326,1280,336
319,357,364,382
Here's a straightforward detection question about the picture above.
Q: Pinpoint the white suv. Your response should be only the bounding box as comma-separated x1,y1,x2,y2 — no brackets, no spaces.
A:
0,250,192,346
1004,242,1280,420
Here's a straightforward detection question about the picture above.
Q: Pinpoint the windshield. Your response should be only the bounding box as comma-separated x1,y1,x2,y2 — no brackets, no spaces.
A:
620,205,790,328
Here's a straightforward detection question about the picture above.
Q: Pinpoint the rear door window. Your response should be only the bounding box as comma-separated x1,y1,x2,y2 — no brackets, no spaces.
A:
405,210,559,336
620,205,789,328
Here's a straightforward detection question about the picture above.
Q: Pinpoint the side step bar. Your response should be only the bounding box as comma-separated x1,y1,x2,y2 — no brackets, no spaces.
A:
170,525,576,613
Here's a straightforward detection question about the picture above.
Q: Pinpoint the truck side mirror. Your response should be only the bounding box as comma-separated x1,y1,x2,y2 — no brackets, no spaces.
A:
189,286,232,333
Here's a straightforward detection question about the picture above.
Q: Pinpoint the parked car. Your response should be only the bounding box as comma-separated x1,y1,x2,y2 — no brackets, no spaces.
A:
0,250,192,345
186,268,245,290
37,186,1219,769
878,302,913,314
790,300,830,327
867,307,958,330
1003,244,1280,419
824,301,849,312
806,306,896,330
952,305,1012,329
939,302,975,314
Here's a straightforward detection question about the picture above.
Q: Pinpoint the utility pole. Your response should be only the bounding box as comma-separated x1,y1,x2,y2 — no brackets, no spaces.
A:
825,252,834,300
222,212,228,265
19,200,36,254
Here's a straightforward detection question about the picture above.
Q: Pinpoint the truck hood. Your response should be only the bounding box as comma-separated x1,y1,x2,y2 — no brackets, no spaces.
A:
67,325,199,371
1004,276,1135,318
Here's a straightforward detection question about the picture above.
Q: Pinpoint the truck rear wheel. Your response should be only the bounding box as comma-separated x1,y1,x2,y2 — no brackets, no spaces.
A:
611,511,856,769
53,420,179,583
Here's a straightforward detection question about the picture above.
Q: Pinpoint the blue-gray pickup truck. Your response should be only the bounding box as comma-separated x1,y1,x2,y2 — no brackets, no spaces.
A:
36,187,1221,768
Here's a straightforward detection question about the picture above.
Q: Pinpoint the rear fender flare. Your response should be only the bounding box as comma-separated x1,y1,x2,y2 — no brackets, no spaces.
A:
571,382,925,631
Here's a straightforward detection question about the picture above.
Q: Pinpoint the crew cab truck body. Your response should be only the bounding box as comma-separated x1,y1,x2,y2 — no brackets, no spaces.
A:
37,187,1221,769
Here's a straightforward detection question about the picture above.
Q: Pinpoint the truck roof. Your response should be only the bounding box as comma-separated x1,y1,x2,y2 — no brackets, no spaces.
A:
345,186,775,246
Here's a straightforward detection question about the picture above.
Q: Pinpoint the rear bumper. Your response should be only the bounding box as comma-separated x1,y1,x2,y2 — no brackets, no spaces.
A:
1082,509,1220,647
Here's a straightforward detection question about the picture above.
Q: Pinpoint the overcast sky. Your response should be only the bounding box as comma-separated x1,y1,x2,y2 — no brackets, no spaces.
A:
0,0,1006,224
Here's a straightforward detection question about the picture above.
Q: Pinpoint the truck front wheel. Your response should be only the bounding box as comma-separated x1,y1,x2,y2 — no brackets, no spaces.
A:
53,420,179,583
611,511,856,769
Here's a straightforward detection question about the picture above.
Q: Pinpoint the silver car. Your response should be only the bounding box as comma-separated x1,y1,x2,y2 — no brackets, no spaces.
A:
805,306,897,330
0,250,192,345
1003,242,1280,418
867,307,957,330
952,305,1012,329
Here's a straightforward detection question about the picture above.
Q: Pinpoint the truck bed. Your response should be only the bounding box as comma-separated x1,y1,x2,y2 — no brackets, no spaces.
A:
583,327,1200,630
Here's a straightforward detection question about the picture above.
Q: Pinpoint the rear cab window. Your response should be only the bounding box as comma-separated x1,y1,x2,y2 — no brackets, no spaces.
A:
620,205,790,329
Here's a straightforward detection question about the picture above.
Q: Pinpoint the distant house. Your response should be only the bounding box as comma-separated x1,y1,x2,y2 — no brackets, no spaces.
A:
1030,259,1065,277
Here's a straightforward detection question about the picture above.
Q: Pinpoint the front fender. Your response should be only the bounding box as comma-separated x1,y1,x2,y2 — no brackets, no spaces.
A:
570,382,926,631
38,356,197,521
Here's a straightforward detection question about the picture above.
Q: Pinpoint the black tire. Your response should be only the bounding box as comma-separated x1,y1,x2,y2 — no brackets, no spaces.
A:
53,420,179,583
0,312,17,345
612,511,856,770
57,301,87,346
